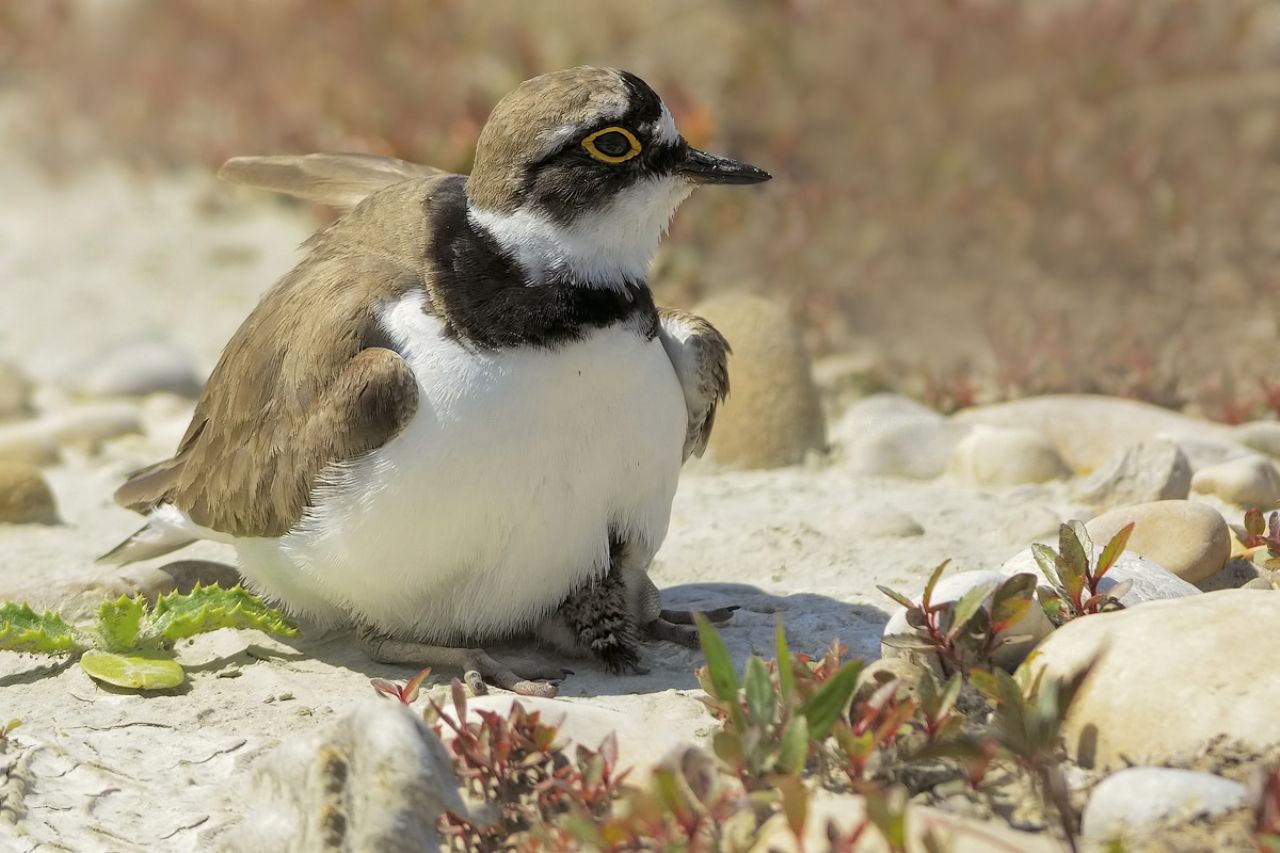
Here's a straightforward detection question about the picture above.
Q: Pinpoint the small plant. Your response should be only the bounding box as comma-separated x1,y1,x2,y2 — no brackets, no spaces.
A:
695,616,860,790
0,584,297,691
0,718,19,745
426,681,632,851
1033,522,1133,625
879,560,1039,675
371,667,432,705
914,671,965,745
831,677,917,785
1242,509,1280,571
1255,764,1280,853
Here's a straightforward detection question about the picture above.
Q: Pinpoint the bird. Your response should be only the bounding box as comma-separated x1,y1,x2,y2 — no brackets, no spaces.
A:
102,66,769,695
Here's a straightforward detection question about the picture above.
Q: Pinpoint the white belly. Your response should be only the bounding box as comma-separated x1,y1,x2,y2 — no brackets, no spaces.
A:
264,291,686,642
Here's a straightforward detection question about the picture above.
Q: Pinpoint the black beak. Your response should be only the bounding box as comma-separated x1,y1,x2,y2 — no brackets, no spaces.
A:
677,147,771,185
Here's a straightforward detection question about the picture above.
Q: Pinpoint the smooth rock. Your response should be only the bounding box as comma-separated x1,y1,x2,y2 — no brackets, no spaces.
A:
43,402,142,451
0,461,58,524
881,569,1053,670
63,337,203,398
1082,767,1249,839
1000,546,1200,607
845,419,972,480
1031,590,1280,768
1191,454,1280,507
695,294,825,469
831,393,942,446
848,505,924,538
0,361,34,420
0,423,59,465
946,425,1068,486
954,395,1231,472
440,695,687,783
1243,577,1275,590
1084,501,1230,583
215,699,463,851
1236,421,1280,460
1071,440,1191,508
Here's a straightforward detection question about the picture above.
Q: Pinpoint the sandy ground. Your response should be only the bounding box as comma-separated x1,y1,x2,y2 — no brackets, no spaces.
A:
0,120,1248,849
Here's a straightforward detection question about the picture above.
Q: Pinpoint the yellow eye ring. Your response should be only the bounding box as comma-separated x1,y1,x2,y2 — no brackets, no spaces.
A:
582,126,642,164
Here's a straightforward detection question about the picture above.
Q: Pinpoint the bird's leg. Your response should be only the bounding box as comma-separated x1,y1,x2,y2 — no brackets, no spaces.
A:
360,628,561,698
643,605,739,649
554,542,645,674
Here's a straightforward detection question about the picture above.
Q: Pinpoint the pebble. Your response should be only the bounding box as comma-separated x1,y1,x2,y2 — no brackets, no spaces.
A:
1236,421,1280,460
44,402,143,451
1084,501,1230,584
0,360,34,420
946,425,1068,486
1071,440,1191,509
1030,589,1280,769
830,393,942,445
953,395,1231,472
694,293,826,469
1191,454,1280,507
0,422,59,466
844,419,972,480
1000,545,1200,607
0,461,58,524
1082,768,1249,839
881,569,1053,671
62,337,203,399
217,699,463,850
847,505,925,538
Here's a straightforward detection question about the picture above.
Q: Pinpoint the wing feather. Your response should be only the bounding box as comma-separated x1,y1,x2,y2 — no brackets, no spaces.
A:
657,307,731,461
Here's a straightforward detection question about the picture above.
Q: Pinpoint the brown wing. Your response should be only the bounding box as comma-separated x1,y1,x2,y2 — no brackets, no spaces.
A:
657,307,731,462
219,152,445,210
115,252,426,538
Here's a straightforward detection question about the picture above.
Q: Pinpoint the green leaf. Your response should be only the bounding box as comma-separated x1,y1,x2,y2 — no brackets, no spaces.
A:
969,668,1000,703
1056,524,1089,608
947,582,995,640
695,614,739,701
916,670,940,717
0,602,76,654
712,731,745,770
800,660,861,738
744,656,774,726
990,573,1036,632
777,716,809,774
923,560,950,610
1094,522,1134,582
774,619,796,704
96,595,145,651
938,672,963,719
877,585,917,611
143,584,298,644
776,774,809,839
80,650,185,690
1031,543,1062,586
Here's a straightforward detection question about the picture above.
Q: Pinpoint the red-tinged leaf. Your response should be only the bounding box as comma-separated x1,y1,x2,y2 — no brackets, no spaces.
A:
938,673,962,719
990,573,1036,632
801,660,861,738
402,666,432,704
1095,522,1134,582
370,678,402,700
862,678,900,715
875,698,917,743
1246,508,1266,539
923,560,951,610
878,585,917,611
947,582,995,640
776,773,809,839
451,678,468,720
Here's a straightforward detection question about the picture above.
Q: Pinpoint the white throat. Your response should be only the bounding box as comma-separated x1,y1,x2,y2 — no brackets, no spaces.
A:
468,175,693,290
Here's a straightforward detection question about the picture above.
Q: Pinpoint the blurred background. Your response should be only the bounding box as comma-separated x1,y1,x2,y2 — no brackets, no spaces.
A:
2,0,1279,421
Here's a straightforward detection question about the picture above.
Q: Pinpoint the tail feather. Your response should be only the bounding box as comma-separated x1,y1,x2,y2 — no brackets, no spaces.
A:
97,523,196,566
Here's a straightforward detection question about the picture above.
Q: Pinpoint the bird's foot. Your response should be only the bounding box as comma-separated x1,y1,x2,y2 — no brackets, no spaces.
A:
645,605,739,648
362,634,563,698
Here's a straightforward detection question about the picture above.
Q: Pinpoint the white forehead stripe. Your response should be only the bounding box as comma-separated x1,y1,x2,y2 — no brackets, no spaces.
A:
653,103,680,146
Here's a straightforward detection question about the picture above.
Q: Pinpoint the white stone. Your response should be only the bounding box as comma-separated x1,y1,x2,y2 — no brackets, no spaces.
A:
1084,501,1231,584
831,393,942,445
1000,545,1200,607
63,337,203,399
0,361,33,420
1236,421,1280,460
21,402,143,452
881,569,1053,670
844,419,973,480
1030,590,1280,768
946,425,1068,486
954,395,1231,472
1071,440,1191,508
1082,767,1249,839
0,422,58,465
214,699,463,851
1191,454,1280,507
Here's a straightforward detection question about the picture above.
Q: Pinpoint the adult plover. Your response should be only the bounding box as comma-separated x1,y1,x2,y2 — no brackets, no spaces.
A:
104,67,769,695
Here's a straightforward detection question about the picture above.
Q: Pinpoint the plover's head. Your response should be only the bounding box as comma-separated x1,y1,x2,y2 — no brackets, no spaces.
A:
466,66,770,289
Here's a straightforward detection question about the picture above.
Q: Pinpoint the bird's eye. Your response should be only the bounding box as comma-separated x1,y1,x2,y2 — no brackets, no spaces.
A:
582,127,641,163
